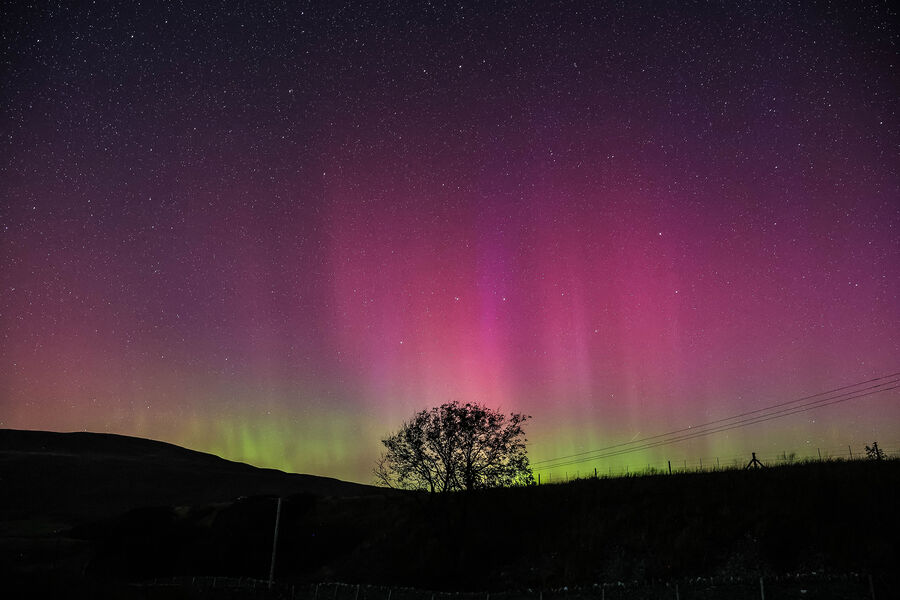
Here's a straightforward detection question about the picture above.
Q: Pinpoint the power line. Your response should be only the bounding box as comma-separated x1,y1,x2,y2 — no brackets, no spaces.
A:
533,373,900,471
538,379,899,468
536,382,899,470
535,384,899,471
535,383,899,470
532,371,899,466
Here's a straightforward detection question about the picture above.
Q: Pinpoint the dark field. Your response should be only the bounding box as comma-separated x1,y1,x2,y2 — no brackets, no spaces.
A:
2,429,897,598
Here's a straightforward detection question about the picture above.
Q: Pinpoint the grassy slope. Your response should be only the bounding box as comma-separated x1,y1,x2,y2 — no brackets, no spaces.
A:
306,459,899,589
2,430,897,592
73,461,900,590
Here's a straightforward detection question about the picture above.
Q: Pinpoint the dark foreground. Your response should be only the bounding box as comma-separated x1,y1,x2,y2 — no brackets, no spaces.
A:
11,575,898,600
2,430,898,598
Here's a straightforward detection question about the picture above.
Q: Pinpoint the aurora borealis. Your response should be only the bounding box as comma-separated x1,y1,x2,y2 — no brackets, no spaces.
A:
1,1,898,483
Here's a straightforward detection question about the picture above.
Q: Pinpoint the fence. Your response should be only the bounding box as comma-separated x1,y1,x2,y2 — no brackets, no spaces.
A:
136,574,891,600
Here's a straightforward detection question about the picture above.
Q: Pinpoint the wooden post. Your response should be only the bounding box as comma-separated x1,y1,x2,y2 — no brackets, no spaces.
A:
759,576,765,600
849,445,853,459
716,457,720,468
700,458,703,470
594,467,597,478
538,473,541,485
818,447,822,460
668,460,672,474
268,497,282,589
683,459,686,470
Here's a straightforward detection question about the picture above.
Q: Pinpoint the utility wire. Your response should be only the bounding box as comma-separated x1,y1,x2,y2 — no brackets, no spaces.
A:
532,371,899,466
537,378,898,469
535,384,899,470
533,373,900,471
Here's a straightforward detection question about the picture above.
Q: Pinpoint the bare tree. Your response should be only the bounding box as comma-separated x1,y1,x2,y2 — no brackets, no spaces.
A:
375,401,533,491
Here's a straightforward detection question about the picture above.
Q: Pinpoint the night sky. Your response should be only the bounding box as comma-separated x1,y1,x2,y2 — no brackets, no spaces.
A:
2,1,898,483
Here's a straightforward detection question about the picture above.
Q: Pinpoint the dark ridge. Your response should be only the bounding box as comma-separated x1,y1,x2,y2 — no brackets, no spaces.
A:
0,428,387,526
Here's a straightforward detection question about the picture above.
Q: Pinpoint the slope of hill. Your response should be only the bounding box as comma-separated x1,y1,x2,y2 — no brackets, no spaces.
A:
2,429,898,598
0,428,382,527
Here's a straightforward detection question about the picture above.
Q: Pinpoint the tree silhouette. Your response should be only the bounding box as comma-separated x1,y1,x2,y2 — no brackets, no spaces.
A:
865,441,886,461
374,401,534,492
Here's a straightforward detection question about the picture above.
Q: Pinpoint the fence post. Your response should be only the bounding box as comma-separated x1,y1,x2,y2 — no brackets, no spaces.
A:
538,473,541,485
818,448,822,460
849,445,853,459
668,460,672,474
717,457,720,468
594,467,597,478
268,496,282,589
759,577,765,600
700,458,703,470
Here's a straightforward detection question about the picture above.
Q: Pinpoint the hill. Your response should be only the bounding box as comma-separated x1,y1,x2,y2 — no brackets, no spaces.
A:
0,428,381,526
2,430,898,598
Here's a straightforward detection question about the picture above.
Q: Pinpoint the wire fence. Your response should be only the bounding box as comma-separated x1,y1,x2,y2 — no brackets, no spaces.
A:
532,444,900,483
134,574,892,600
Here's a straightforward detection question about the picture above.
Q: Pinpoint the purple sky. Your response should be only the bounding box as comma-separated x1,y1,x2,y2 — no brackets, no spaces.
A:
2,1,898,482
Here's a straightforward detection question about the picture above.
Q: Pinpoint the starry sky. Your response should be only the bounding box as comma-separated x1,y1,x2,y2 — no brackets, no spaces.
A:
2,1,898,483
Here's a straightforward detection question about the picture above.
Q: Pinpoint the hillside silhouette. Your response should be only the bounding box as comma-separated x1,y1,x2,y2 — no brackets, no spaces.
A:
2,429,898,598
0,429,382,525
